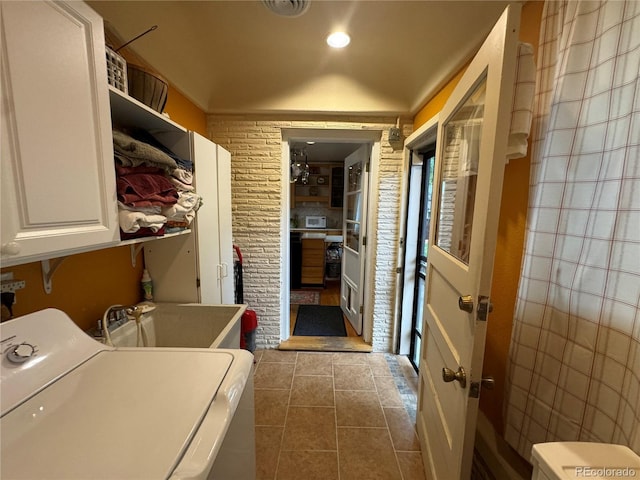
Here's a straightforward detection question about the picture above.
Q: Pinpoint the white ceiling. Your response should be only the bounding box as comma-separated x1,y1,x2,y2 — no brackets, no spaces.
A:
88,0,514,116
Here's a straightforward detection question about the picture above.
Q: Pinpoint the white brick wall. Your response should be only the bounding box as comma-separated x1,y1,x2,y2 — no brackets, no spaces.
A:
207,115,412,351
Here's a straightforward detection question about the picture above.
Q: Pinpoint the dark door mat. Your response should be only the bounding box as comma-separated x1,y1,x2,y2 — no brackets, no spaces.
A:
293,305,347,337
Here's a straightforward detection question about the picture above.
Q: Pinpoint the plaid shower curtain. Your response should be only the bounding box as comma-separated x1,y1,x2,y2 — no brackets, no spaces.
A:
504,0,640,460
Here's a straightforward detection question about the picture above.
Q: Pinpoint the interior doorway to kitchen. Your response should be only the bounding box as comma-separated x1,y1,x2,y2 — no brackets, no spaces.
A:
280,129,380,352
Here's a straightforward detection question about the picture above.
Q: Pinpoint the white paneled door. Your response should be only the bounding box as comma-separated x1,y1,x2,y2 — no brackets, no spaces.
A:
416,5,521,479
340,145,370,335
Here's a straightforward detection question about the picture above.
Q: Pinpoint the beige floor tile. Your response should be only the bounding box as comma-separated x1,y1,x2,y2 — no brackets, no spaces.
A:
334,364,375,390
254,351,427,480
332,352,368,365
253,349,264,364
276,450,339,480
367,353,391,372
256,425,283,480
290,375,334,406
396,451,427,480
337,427,402,480
262,349,298,363
383,407,421,451
295,352,333,376
335,390,386,427
254,362,295,389
281,406,337,451
374,376,404,407
255,389,290,426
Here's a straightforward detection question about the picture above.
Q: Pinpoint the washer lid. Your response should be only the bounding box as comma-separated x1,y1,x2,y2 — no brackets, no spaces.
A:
1,349,233,479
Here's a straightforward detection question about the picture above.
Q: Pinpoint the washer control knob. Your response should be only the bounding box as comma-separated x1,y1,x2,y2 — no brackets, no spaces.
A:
7,343,37,364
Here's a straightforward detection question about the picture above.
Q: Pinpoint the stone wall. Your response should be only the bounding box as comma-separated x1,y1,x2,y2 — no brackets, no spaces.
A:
207,115,412,351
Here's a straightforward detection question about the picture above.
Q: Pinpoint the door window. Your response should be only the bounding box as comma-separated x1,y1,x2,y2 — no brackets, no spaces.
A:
434,78,486,264
345,161,364,252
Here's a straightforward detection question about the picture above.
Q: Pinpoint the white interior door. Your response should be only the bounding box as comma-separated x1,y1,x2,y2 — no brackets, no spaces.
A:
416,5,520,479
341,145,369,335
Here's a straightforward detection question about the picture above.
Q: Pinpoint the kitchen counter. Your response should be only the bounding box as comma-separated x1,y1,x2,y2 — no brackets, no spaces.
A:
290,228,342,233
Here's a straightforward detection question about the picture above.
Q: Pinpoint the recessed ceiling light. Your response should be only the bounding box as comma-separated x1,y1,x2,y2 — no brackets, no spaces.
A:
327,31,350,48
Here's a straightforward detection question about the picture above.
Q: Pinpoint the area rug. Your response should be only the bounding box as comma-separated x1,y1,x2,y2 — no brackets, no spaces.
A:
290,290,320,305
293,305,347,337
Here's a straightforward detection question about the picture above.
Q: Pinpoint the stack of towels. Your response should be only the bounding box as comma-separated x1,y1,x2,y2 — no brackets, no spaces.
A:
113,130,201,239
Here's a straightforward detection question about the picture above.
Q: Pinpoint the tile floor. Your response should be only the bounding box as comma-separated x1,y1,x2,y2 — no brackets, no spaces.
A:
253,349,427,480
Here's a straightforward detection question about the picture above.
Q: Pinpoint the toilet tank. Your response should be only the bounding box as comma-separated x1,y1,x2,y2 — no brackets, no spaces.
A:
531,442,640,480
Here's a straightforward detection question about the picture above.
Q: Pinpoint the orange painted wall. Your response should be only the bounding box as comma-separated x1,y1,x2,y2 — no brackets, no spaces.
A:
1,82,206,332
412,1,544,435
165,85,207,136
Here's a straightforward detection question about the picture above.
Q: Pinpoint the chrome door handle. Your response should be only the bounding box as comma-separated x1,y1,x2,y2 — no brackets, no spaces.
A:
442,366,466,388
458,295,474,313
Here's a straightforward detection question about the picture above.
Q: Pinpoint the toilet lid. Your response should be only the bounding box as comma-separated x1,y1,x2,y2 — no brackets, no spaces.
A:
532,442,640,479
1,349,233,479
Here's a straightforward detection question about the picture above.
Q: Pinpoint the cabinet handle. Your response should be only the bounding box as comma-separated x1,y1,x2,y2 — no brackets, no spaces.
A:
1,242,21,256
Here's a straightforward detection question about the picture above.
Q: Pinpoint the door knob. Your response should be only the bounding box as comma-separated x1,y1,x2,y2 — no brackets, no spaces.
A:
442,366,466,388
458,295,474,313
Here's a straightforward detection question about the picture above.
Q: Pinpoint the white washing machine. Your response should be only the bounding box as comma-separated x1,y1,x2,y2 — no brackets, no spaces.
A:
0,308,255,479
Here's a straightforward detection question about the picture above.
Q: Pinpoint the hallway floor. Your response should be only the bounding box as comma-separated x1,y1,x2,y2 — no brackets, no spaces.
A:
253,349,426,480
281,281,372,352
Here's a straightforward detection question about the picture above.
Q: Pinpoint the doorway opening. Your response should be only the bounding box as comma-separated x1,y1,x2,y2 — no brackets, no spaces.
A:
397,119,438,371
406,146,436,371
280,131,380,352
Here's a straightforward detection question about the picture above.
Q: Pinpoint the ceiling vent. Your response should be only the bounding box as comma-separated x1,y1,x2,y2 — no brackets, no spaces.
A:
262,0,310,17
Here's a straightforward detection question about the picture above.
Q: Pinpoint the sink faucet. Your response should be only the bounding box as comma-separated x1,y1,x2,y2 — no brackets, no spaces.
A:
101,305,141,346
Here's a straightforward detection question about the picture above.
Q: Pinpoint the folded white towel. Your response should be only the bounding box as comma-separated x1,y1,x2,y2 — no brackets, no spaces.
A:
161,191,202,225
118,209,166,233
506,42,536,161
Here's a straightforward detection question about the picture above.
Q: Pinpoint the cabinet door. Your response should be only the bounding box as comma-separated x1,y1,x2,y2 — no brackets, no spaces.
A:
192,133,234,304
301,239,325,285
216,145,234,304
0,1,118,265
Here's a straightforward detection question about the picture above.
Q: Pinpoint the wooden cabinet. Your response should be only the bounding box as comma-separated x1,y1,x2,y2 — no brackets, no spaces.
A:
292,164,336,207
301,238,325,286
1,1,118,266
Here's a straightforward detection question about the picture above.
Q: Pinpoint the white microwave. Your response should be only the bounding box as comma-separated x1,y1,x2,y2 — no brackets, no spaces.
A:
305,216,327,229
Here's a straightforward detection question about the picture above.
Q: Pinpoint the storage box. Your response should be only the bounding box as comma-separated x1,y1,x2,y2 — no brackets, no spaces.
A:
105,46,128,93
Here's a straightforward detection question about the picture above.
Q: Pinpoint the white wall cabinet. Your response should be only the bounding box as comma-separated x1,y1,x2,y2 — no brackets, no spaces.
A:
0,1,119,267
144,133,234,304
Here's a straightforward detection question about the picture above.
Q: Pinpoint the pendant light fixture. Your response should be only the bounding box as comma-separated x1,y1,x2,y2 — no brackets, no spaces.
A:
290,148,309,184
